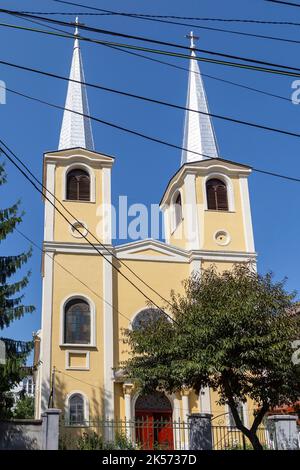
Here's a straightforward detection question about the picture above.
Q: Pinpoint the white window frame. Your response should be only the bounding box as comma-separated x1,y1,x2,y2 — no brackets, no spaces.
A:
171,189,183,233
65,391,89,426
60,294,96,348
203,173,235,212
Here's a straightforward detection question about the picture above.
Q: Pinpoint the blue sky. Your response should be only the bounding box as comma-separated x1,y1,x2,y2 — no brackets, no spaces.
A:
1,0,300,350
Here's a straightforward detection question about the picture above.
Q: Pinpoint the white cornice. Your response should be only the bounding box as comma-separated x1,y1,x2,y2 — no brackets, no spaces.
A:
43,240,257,263
43,241,114,255
160,159,252,208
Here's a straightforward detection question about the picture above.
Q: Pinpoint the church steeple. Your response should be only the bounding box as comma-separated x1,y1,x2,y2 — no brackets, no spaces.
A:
58,17,95,151
181,32,219,165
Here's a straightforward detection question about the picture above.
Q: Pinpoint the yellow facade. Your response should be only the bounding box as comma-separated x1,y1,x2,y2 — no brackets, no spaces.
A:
36,145,258,442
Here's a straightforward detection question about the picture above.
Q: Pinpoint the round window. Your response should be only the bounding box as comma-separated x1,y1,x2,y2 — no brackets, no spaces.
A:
70,221,88,238
214,230,230,246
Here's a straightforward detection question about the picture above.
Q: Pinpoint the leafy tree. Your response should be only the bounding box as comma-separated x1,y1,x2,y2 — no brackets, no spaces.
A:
122,264,300,450
0,162,35,417
13,394,34,419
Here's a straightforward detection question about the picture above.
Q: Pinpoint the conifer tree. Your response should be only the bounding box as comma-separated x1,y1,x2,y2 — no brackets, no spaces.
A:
0,162,35,417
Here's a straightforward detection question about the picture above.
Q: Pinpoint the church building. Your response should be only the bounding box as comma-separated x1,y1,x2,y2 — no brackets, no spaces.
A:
35,23,257,448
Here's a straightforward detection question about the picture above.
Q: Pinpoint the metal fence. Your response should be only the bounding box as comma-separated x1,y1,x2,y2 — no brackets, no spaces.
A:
212,425,270,450
59,417,190,450
59,417,272,450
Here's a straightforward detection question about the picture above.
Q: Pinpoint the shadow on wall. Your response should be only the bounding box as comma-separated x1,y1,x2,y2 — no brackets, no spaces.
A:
0,419,43,450
51,369,110,449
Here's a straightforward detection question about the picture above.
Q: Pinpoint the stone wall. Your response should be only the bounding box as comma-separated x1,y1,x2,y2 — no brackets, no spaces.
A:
0,419,43,450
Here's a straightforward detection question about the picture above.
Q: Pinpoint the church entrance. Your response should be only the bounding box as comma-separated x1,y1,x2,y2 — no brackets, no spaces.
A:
135,392,174,450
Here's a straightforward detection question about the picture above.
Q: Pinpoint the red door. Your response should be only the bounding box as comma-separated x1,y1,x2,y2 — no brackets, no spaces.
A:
135,411,174,450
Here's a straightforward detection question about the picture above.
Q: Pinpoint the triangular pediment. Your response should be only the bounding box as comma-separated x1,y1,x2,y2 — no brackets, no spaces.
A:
115,239,188,263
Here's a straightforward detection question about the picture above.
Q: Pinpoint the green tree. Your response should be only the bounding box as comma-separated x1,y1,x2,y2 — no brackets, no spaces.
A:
0,162,35,417
13,394,34,419
122,264,300,450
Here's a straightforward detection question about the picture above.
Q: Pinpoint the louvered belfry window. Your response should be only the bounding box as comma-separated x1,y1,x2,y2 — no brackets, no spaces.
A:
174,192,182,229
206,178,229,211
66,169,90,201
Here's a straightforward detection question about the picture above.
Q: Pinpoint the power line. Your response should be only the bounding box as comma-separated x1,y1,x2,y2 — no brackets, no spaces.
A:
3,20,300,80
51,0,300,24
4,8,300,72
0,140,176,324
13,7,300,46
265,0,300,7
2,81,300,185
15,227,133,326
0,59,297,139
18,7,300,26
14,12,300,105
23,13,293,107
107,44,292,105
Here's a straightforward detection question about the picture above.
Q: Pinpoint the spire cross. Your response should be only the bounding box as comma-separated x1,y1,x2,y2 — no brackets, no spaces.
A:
185,31,199,50
74,16,85,37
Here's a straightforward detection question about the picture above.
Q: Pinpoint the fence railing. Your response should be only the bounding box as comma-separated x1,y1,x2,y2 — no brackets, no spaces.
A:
212,425,270,450
59,417,272,451
59,417,190,450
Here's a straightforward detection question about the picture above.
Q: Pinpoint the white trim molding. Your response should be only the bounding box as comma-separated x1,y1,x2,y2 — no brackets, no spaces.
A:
213,229,231,247
44,162,55,242
65,350,90,371
239,176,255,253
103,254,114,420
65,390,90,425
170,188,184,234
199,387,211,414
40,251,54,415
160,158,251,208
69,220,88,239
102,167,112,244
184,173,200,250
203,172,235,212
115,238,189,263
59,293,96,347
43,241,114,255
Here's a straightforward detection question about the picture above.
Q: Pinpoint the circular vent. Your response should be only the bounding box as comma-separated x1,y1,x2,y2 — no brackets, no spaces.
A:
214,230,230,246
70,221,88,238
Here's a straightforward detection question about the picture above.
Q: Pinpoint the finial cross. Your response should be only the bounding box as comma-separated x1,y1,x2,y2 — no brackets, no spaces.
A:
74,17,85,36
185,31,199,49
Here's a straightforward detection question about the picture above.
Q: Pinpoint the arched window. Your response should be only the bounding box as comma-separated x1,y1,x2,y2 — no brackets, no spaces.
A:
132,308,168,331
69,394,85,425
64,299,91,344
66,169,90,201
206,178,228,211
173,192,182,229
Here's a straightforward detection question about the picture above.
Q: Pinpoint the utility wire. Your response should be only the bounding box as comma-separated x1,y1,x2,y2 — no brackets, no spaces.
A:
51,0,300,24
12,7,300,46
3,20,300,79
19,8,300,26
2,83,300,185
15,227,133,325
31,14,298,108
0,59,297,139
107,44,292,104
266,0,300,7
14,13,295,106
5,23,298,185
0,140,176,323
4,8,300,72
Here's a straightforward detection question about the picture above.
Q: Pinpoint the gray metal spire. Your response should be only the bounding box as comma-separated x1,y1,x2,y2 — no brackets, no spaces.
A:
58,17,95,151
181,32,219,165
